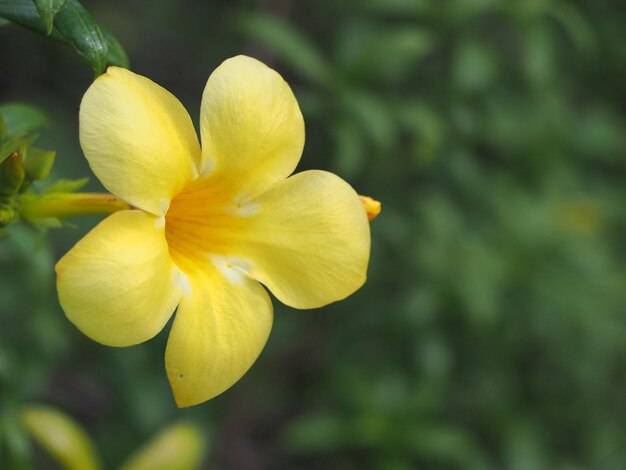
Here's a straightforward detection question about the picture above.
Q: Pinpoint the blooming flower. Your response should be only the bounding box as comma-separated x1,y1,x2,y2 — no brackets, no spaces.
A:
56,56,371,407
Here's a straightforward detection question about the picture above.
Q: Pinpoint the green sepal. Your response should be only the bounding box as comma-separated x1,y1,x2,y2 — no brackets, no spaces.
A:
0,134,37,164
29,216,63,229
24,147,56,181
43,177,89,194
0,152,25,196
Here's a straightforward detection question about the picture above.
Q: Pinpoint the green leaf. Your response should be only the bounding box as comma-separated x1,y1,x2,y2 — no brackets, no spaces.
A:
0,0,129,75
336,23,435,82
0,406,33,469
34,0,67,35
452,40,497,92
43,177,89,194
101,25,130,68
21,405,101,470
50,0,107,75
331,119,365,178
0,103,48,137
282,412,349,453
0,0,50,35
30,216,63,228
397,102,444,167
361,0,429,16
548,2,596,54
339,90,396,154
119,422,204,470
236,13,332,86
0,116,6,142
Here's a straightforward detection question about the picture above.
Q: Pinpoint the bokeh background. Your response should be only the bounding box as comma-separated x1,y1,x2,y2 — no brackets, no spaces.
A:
1,0,625,468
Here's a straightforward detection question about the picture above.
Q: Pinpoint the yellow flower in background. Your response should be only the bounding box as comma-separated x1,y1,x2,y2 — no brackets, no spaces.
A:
56,56,371,407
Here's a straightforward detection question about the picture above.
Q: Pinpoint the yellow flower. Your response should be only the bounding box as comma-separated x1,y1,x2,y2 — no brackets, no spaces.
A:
56,56,371,407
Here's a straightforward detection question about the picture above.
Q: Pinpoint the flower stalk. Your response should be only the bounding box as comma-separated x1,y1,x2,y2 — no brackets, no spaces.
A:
20,193,132,221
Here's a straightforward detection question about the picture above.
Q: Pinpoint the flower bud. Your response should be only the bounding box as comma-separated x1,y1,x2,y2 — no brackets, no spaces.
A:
0,202,17,227
359,195,382,221
0,152,25,196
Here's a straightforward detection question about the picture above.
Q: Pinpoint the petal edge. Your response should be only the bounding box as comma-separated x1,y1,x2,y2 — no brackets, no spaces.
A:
56,210,182,347
166,266,273,407
199,55,304,198
80,67,200,215
235,170,371,309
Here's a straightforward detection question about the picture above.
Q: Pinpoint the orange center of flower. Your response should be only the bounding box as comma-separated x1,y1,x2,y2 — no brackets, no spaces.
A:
164,177,246,274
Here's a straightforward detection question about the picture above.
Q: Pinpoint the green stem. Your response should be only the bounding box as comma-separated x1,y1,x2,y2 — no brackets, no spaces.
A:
20,193,132,221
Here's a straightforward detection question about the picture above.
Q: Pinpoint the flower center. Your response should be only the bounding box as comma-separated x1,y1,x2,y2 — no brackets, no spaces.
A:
164,177,247,275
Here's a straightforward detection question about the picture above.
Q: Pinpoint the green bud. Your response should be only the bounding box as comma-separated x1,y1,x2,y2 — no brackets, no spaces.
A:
0,202,18,227
25,148,56,181
0,152,25,196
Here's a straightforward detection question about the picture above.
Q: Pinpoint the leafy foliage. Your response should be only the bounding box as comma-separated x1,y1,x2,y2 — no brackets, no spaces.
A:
33,0,66,35
21,405,204,470
0,0,128,74
0,103,47,137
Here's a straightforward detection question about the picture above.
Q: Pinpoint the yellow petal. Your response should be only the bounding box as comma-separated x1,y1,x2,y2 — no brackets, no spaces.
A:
56,210,182,347
21,405,101,470
119,422,204,470
237,170,370,309
165,266,272,407
80,67,200,215
199,55,304,197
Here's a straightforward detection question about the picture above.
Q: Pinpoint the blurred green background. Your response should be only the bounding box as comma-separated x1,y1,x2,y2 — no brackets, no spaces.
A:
1,0,625,468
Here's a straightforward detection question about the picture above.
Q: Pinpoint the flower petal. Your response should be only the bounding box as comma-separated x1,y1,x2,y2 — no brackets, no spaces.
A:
165,266,272,407
199,55,304,197
236,170,370,309
56,210,182,347
80,67,201,215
